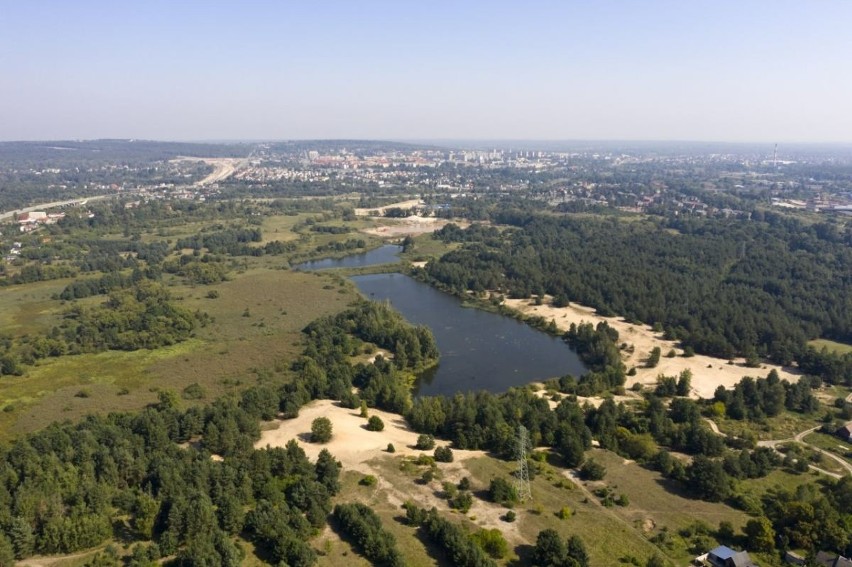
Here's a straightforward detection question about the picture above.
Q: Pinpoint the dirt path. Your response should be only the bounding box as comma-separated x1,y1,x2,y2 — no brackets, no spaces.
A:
703,418,725,437
17,549,99,567
562,470,675,564
756,425,850,478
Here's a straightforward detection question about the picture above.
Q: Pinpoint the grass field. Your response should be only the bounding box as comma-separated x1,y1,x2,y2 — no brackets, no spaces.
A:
0,262,359,439
803,431,852,465
713,411,822,441
0,278,70,335
808,338,852,355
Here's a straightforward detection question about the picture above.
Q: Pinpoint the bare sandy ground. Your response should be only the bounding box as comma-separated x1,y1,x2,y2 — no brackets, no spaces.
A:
255,399,524,541
353,198,424,216
257,399,458,472
504,297,800,398
360,215,461,237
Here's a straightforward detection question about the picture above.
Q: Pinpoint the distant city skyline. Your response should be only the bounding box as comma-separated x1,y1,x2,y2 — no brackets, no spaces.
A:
2,1,851,143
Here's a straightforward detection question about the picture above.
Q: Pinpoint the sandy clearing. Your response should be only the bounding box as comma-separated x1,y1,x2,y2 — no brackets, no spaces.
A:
360,215,463,237
354,199,424,216
255,399,484,473
504,297,800,399
255,399,524,541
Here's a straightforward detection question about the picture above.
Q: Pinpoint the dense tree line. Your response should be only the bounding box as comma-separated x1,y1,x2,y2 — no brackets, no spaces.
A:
711,370,819,419
0,384,335,564
332,503,404,566
423,214,851,384
59,269,152,300
63,282,204,351
403,505,497,567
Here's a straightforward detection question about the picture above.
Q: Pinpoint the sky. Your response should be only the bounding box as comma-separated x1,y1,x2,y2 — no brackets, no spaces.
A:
1,1,851,143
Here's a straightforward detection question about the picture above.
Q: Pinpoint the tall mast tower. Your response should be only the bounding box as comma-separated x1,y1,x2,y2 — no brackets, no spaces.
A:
514,425,532,502
773,144,778,168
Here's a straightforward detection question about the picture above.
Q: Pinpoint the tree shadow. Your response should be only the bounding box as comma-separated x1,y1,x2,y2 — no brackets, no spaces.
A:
507,544,535,566
111,518,136,545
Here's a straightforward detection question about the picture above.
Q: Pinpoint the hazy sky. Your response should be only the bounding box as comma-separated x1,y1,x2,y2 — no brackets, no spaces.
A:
2,1,851,142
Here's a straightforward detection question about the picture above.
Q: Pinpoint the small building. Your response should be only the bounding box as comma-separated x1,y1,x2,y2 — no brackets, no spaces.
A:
706,546,758,567
837,423,852,442
17,211,47,223
816,551,852,567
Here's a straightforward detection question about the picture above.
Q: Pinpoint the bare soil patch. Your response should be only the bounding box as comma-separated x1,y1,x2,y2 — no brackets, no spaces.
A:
504,297,799,398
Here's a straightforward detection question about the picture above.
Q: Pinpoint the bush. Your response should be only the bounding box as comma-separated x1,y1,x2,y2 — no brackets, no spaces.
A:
434,446,454,463
503,510,516,522
449,491,473,513
415,434,435,450
359,475,377,487
181,383,205,400
332,503,404,566
471,528,509,559
386,443,396,453
488,477,519,505
646,347,661,368
579,459,606,480
366,415,385,431
311,417,333,443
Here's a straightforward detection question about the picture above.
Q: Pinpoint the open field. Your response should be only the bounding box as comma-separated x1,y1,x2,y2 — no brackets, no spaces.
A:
809,338,852,355
712,412,823,442
1,265,357,439
255,399,758,565
0,278,70,334
803,431,852,466
503,296,800,399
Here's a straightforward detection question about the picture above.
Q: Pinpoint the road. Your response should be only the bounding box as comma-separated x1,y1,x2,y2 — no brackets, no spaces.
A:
754,425,852,478
704,417,851,479
0,195,110,222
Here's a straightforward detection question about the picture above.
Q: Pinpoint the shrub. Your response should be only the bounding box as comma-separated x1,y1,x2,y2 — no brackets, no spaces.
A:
449,491,473,513
415,434,435,450
386,443,396,453
503,510,516,522
488,477,519,505
359,475,377,487
434,446,454,463
471,528,509,559
579,459,606,480
366,415,385,431
311,417,333,443
181,383,205,400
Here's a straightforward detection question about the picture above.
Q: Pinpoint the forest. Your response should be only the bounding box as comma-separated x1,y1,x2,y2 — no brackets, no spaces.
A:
423,212,852,385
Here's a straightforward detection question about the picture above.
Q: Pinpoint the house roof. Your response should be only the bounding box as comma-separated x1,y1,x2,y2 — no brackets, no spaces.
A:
816,551,852,567
710,546,736,560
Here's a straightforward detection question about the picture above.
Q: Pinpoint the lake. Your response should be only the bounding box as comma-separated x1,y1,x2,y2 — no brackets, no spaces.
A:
351,273,587,396
293,244,402,270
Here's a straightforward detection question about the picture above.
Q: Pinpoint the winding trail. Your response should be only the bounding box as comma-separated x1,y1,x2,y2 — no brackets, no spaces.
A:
754,426,851,478
704,417,851,478
562,469,676,564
